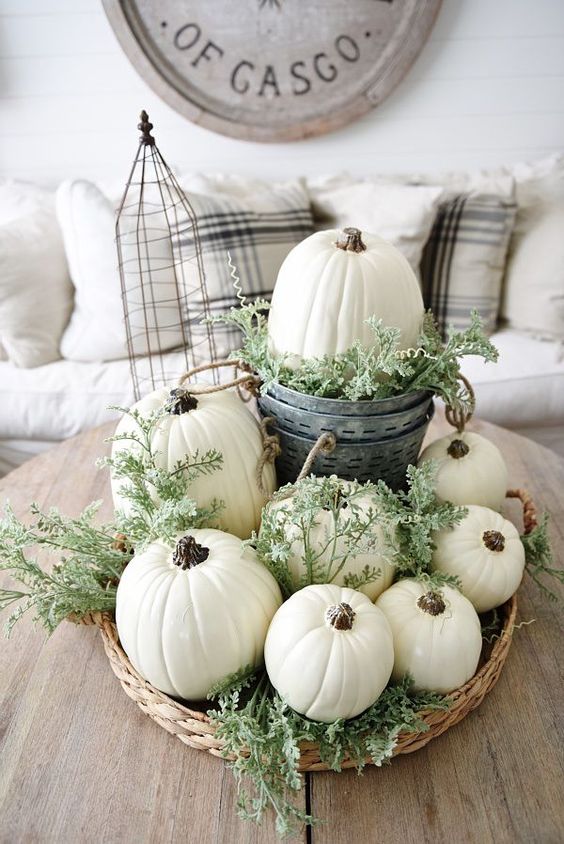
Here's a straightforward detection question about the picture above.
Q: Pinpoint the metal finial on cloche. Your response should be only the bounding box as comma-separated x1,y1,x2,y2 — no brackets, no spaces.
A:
138,110,155,146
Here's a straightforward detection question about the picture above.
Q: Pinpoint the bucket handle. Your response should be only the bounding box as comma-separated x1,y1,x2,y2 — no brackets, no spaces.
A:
297,432,337,481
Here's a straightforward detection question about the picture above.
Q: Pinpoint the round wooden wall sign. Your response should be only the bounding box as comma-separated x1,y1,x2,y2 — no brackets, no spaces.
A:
103,0,442,143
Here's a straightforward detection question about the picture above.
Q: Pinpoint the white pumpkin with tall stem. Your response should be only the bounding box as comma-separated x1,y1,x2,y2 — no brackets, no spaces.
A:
418,430,508,512
111,385,276,539
376,579,482,694
267,227,424,365
265,584,394,722
116,528,282,701
432,505,525,612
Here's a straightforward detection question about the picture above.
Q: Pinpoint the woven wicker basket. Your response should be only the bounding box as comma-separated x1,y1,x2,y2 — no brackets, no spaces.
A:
79,489,535,773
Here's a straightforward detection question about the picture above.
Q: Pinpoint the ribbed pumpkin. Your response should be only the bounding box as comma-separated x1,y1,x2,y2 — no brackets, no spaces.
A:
116,529,282,701
418,430,508,512
431,505,525,612
376,579,482,694
264,584,394,722
267,227,424,364
262,477,397,600
111,386,275,539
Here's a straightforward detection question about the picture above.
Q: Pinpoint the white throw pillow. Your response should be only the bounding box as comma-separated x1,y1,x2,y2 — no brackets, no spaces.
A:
57,180,127,362
57,177,313,364
306,175,444,269
0,182,72,368
500,154,564,341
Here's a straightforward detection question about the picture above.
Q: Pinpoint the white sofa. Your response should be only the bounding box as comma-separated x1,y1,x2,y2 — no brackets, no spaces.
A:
1,161,563,475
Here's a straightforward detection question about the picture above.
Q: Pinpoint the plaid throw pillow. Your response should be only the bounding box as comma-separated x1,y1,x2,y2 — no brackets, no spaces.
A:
420,194,517,337
178,186,314,361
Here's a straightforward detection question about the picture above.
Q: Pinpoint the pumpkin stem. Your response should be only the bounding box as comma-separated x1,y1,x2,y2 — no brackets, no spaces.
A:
447,438,470,459
325,602,355,630
173,535,210,570
417,591,446,616
482,529,506,552
335,227,366,253
165,388,199,415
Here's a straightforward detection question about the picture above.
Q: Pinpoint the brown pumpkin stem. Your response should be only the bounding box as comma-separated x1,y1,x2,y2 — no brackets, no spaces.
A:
173,536,210,570
165,388,199,415
447,438,470,459
417,591,446,616
326,602,355,630
483,530,506,552
335,227,366,253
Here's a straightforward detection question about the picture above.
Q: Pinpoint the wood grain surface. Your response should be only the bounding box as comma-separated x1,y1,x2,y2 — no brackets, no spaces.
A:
0,414,563,843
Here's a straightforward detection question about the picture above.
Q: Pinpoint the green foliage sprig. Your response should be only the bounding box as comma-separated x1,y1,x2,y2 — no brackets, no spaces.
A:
209,670,448,837
213,301,498,414
254,463,466,598
100,406,223,548
522,514,564,602
0,406,224,634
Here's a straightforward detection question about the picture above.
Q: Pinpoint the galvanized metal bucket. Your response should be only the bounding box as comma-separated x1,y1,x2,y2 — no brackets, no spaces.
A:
257,383,434,489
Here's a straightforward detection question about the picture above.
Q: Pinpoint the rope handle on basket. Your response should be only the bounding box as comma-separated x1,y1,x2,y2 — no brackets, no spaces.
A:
177,359,262,397
297,432,337,481
445,373,475,433
506,488,538,535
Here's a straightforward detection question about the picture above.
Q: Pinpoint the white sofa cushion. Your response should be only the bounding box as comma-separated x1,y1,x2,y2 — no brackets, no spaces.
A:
500,154,564,342
0,353,187,442
56,180,127,362
460,329,564,429
306,175,443,269
0,182,73,368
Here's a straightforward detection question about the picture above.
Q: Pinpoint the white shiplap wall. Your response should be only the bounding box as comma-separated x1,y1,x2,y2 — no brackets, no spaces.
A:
1,0,564,186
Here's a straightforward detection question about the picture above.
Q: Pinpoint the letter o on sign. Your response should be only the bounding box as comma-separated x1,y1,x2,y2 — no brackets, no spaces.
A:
335,35,360,62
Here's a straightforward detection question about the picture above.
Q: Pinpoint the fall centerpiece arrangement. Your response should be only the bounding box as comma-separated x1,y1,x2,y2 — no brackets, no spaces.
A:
1,227,562,838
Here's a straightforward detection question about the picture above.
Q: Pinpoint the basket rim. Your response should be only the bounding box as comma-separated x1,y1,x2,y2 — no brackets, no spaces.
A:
258,391,434,426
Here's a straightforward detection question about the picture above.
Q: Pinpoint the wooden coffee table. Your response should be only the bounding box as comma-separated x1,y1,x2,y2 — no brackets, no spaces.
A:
1,415,563,843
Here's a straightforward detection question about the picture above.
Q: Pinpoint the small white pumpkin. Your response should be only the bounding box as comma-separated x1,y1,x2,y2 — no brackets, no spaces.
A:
116,528,282,700
376,579,482,694
267,228,424,364
262,477,397,600
264,584,394,722
432,505,525,612
111,386,276,539
418,430,508,511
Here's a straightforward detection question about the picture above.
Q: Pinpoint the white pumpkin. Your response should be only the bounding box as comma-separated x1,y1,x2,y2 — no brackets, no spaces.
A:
116,528,282,700
264,584,394,722
432,505,525,612
267,228,424,364
111,386,276,539
418,430,508,511
262,477,397,600
376,579,482,694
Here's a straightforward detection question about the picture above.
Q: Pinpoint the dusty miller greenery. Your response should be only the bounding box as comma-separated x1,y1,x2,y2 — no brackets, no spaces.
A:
254,466,466,599
208,671,448,837
0,406,224,635
213,300,498,414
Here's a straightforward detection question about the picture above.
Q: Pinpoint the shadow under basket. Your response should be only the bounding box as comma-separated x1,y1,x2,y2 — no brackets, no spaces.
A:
257,384,434,488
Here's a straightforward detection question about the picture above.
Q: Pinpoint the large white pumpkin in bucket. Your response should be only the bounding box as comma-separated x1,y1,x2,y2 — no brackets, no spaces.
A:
267,227,424,364
111,386,276,539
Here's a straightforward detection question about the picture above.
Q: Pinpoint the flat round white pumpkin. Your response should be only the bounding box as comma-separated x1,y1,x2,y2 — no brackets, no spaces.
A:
265,583,394,722
116,528,282,700
432,505,525,612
